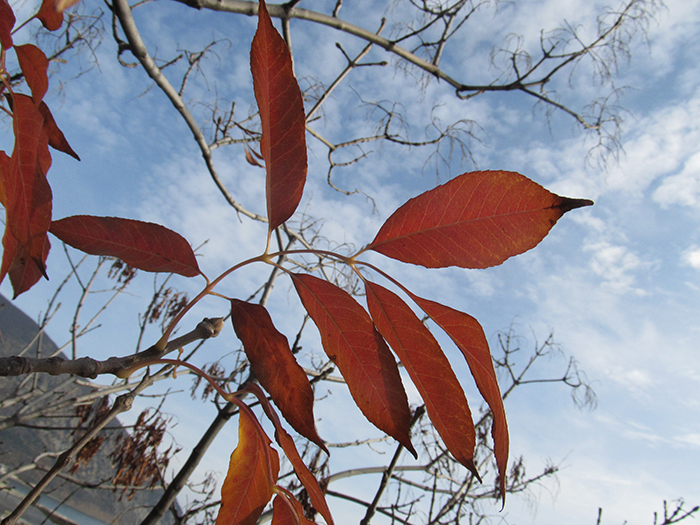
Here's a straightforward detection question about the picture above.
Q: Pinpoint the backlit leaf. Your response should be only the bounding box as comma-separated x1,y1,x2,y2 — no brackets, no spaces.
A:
6,94,52,276
0,0,15,49
38,102,80,160
272,494,316,525
365,281,480,478
15,44,49,105
367,170,593,269
251,0,307,232
216,406,279,525
246,383,334,525
291,273,415,455
55,0,82,12
230,299,324,450
0,230,50,298
409,292,508,501
36,0,63,31
49,215,201,277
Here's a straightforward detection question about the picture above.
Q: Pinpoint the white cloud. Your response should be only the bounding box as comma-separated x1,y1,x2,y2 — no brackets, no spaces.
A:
584,240,647,294
682,246,700,269
654,150,700,207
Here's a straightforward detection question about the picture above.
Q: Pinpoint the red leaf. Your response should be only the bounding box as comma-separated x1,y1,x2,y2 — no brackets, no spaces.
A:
36,0,63,31
291,273,415,455
230,299,324,450
0,150,9,207
38,102,80,160
365,281,480,478
0,0,15,49
15,44,49,105
408,293,508,501
272,429,332,525
0,230,50,298
49,215,201,277
272,494,316,525
6,94,52,275
251,0,307,232
216,406,279,525
367,170,593,269
246,383,334,525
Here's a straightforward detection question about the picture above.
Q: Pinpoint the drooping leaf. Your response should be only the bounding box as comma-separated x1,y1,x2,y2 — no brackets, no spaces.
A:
38,102,80,160
271,493,317,525
15,44,49,105
0,0,15,49
230,299,324,450
291,273,415,455
271,429,332,525
6,94,52,276
49,215,201,277
216,406,280,525
246,383,334,525
251,0,307,232
367,170,593,269
244,146,263,168
36,0,63,31
0,230,50,298
408,292,508,501
365,281,480,478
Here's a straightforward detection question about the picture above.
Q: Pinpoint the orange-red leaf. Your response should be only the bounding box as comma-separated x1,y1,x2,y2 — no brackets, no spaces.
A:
291,273,415,455
0,230,50,298
230,299,324,450
6,94,52,276
367,170,593,269
216,406,279,525
365,281,480,478
36,0,63,31
245,383,334,525
49,215,201,277
409,293,508,501
272,493,316,525
15,44,49,105
38,102,80,160
251,0,307,232
0,0,15,49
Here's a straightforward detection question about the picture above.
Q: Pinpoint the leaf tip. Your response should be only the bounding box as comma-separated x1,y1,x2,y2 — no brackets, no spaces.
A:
557,197,594,214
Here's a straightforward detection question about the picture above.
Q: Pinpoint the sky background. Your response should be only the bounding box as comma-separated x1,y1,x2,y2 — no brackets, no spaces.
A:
2,0,700,523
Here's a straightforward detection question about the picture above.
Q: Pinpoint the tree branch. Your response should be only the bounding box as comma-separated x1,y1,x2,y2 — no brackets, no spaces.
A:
0,317,224,379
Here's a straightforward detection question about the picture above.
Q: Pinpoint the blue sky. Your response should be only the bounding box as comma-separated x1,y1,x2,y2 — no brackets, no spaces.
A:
2,0,700,523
